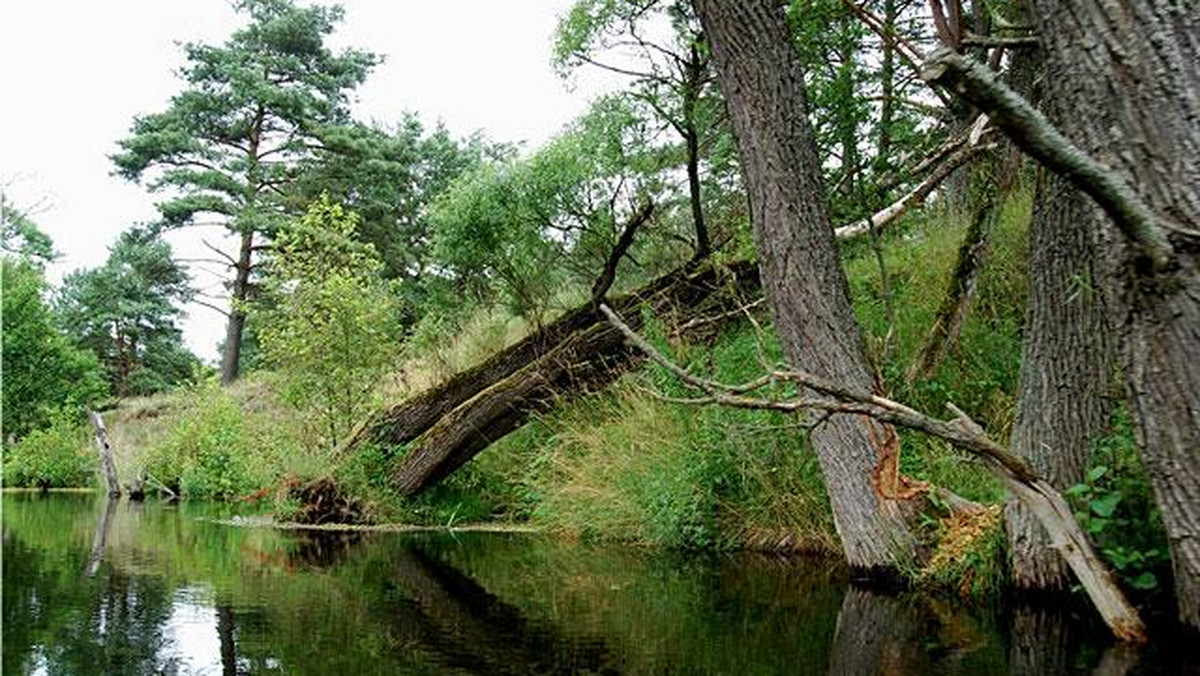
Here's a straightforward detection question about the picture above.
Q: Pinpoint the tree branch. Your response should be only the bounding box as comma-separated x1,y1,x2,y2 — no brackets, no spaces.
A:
598,303,1148,644
920,47,1185,271
835,140,994,241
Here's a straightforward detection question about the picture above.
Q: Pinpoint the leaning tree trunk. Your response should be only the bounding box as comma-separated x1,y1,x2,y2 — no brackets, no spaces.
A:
695,0,920,576
219,230,254,384
389,262,760,495
341,262,716,458
1026,0,1200,628
906,189,995,383
1005,165,1113,590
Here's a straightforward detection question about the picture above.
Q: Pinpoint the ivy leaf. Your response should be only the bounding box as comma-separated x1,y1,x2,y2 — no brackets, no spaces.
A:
1086,465,1109,483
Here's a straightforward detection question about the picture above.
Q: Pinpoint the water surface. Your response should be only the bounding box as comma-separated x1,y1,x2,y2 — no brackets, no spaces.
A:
2,493,1192,675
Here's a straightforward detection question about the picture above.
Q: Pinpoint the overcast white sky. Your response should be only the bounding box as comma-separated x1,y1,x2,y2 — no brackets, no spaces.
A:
1,0,616,361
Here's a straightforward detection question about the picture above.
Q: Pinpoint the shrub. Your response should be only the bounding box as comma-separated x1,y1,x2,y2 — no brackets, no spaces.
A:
253,196,401,451
2,410,94,488
1065,409,1171,593
143,380,259,499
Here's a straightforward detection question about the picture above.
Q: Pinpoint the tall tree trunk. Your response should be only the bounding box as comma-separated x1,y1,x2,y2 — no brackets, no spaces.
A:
684,43,711,260
1026,0,1200,628
1006,165,1113,590
219,231,254,384
695,0,920,575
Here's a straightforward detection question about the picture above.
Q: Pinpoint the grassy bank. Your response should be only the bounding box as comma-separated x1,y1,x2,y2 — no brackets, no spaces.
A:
4,188,1168,596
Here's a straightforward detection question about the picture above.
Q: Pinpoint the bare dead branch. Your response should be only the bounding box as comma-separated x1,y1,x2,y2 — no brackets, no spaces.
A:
835,140,995,241
599,303,1148,643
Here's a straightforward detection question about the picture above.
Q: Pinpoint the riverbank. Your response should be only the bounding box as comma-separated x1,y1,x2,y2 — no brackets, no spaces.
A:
3,191,1169,602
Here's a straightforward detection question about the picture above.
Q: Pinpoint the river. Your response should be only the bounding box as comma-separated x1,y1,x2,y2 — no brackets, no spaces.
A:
2,493,1193,675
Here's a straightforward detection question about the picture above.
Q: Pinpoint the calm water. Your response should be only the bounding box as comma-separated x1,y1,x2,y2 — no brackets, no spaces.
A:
2,493,1194,675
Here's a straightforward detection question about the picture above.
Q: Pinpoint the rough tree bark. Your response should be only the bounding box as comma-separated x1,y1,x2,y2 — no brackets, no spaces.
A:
1005,162,1113,590
694,0,921,576
1041,1,1200,628
924,1,1199,628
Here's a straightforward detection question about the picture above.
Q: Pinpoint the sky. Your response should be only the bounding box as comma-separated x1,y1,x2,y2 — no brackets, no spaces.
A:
0,0,616,362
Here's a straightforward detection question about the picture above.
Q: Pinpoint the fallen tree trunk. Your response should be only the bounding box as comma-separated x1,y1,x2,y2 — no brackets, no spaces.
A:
388,261,760,495
347,175,961,463
339,267,693,458
906,191,996,382
342,261,756,460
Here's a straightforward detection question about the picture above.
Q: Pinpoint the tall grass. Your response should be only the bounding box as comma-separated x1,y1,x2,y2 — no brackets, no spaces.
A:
92,189,1036,558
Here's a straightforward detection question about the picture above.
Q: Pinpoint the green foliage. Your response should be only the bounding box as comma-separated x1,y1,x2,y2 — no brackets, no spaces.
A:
1,193,57,264
554,0,739,256
2,410,93,488
786,0,941,219
253,196,400,449
142,381,260,499
1,258,108,439
111,0,379,237
430,94,677,322
1065,409,1171,592
297,115,493,291
56,229,198,397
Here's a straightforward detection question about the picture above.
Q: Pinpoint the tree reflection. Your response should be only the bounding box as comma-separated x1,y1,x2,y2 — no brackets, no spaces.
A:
382,543,620,675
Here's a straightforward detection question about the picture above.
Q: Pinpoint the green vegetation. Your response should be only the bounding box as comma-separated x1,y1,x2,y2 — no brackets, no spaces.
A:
56,229,199,397
4,0,1187,627
1,410,94,489
253,197,401,449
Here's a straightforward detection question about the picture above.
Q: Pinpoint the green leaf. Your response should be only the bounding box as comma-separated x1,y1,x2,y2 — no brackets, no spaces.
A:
1086,465,1109,483
1128,572,1158,590
1089,492,1122,518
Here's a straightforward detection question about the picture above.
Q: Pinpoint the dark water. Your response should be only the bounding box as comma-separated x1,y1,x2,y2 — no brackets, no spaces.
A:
2,493,1195,675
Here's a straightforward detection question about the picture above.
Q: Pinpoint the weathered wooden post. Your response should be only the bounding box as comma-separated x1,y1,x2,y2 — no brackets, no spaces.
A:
88,411,121,498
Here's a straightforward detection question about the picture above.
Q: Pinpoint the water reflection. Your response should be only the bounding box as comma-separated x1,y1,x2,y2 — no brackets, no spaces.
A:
2,494,1194,675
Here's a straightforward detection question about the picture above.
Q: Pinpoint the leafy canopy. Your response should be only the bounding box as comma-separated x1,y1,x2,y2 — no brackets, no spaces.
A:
254,196,400,449
56,230,198,397
111,0,380,236
2,222,107,440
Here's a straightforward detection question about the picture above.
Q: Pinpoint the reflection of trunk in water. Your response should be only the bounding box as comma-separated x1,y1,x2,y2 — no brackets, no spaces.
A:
1009,604,1139,676
827,588,936,675
85,498,119,578
387,545,620,675
829,588,1142,675
286,531,361,568
217,602,239,676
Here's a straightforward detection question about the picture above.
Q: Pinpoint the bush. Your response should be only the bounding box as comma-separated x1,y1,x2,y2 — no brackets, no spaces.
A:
253,196,401,451
2,410,94,488
143,380,259,499
1065,409,1171,593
